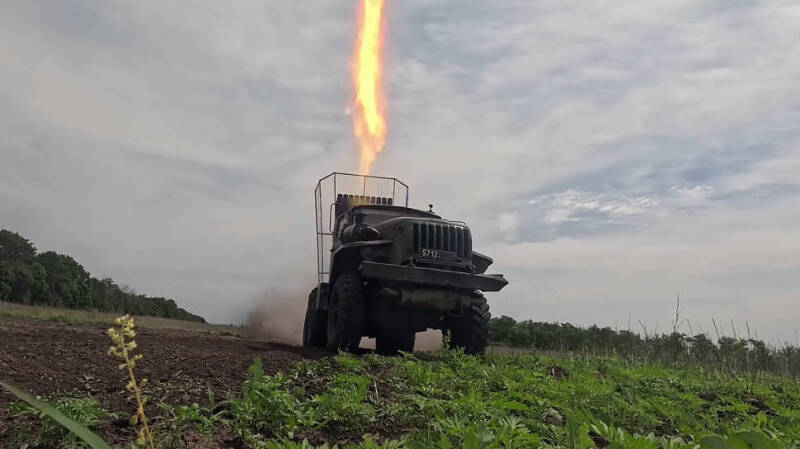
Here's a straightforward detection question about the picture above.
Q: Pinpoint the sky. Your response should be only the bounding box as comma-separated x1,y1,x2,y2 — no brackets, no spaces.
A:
1,1,799,343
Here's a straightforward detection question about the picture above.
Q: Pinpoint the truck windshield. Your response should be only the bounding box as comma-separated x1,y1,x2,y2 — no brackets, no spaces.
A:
356,207,437,225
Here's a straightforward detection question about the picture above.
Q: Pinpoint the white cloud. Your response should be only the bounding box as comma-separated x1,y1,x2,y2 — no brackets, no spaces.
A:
1,0,799,340
670,185,716,199
541,190,659,225
497,212,520,235
487,196,800,343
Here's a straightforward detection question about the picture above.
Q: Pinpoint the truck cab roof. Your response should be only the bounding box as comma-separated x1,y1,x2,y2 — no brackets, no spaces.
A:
351,204,440,222
333,204,442,236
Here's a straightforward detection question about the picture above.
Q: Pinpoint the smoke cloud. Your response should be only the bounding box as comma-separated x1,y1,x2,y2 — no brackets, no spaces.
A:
247,275,444,352
248,273,313,345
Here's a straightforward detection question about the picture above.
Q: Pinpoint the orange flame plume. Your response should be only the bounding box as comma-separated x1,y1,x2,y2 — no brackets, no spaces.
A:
352,0,386,175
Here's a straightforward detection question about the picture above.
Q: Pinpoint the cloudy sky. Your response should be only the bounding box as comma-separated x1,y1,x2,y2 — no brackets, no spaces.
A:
1,1,799,342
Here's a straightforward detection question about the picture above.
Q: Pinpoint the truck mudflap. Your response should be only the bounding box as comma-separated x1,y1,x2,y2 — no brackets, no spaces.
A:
359,261,508,292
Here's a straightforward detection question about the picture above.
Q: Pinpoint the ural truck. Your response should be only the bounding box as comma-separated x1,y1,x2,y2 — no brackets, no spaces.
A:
303,173,508,355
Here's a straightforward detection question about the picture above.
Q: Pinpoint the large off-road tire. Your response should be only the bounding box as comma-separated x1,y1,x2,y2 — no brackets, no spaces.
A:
326,274,367,352
376,332,415,355
302,285,328,348
445,294,490,355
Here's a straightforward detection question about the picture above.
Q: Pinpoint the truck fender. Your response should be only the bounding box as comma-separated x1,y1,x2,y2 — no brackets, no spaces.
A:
330,240,392,287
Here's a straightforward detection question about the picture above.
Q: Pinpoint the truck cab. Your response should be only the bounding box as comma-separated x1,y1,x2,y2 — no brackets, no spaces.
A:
304,173,508,354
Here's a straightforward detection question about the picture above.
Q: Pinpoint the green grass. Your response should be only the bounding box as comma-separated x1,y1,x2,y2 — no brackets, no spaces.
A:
7,347,800,448
487,319,800,378
165,349,799,448
4,388,111,449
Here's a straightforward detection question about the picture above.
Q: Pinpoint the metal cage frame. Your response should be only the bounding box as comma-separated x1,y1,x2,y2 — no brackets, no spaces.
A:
313,172,409,304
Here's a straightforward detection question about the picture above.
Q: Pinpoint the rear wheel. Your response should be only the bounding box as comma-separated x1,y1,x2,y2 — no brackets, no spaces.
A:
302,285,327,348
326,274,367,352
376,332,415,355
445,294,490,355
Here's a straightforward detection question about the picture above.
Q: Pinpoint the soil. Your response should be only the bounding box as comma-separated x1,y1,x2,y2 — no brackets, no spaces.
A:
0,316,328,447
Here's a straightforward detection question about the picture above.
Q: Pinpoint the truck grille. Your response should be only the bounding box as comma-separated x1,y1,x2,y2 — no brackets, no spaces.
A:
413,222,472,258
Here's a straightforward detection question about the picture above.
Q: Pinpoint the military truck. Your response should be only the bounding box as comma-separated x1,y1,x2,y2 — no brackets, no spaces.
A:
303,173,508,355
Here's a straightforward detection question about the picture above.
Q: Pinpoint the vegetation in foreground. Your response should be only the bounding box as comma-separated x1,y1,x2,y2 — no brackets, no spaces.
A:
6,338,799,448
0,229,204,322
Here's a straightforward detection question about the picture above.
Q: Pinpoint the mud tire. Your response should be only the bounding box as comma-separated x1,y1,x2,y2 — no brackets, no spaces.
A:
302,285,328,348
445,294,490,355
326,274,367,352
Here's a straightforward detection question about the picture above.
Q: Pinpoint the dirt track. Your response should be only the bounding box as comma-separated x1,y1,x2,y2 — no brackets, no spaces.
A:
0,316,326,446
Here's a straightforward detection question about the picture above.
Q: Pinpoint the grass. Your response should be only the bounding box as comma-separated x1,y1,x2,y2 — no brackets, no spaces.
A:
488,318,800,378
5,392,111,449
172,349,800,447
14,348,798,448
4,313,799,448
0,301,248,336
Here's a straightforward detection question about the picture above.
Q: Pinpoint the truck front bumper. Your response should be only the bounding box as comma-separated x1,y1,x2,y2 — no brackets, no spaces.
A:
359,261,508,292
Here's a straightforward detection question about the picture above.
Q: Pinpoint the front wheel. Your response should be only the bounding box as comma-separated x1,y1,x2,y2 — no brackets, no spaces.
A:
445,294,490,355
326,274,367,352
302,285,327,348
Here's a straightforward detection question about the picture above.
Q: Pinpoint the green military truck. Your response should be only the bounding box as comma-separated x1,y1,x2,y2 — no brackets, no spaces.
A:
303,173,508,355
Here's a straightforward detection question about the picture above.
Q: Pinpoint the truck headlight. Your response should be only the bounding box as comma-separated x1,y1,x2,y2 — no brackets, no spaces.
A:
361,244,388,262
357,225,381,241
341,224,381,243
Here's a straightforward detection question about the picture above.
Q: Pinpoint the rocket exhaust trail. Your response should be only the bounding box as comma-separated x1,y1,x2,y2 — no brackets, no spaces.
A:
352,0,387,175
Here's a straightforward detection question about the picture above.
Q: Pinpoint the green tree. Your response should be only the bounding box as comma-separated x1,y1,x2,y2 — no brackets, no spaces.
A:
0,228,205,322
489,315,517,343
0,230,49,303
0,261,14,301
36,251,93,308
0,229,37,262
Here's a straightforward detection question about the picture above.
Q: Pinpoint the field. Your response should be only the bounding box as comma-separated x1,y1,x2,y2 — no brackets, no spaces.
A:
1,309,799,449
0,311,326,447
0,301,248,336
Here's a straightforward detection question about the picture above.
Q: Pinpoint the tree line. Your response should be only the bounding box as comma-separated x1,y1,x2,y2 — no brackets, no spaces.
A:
489,315,800,377
0,229,205,322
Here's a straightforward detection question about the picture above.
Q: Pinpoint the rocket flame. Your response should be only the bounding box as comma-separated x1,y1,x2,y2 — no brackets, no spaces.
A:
352,0,386,175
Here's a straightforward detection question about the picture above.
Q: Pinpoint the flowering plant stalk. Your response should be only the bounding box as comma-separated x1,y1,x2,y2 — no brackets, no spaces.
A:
107,315,155,449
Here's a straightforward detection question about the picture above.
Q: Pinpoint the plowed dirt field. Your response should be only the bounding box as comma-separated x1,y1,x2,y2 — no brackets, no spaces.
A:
0,316,326,447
